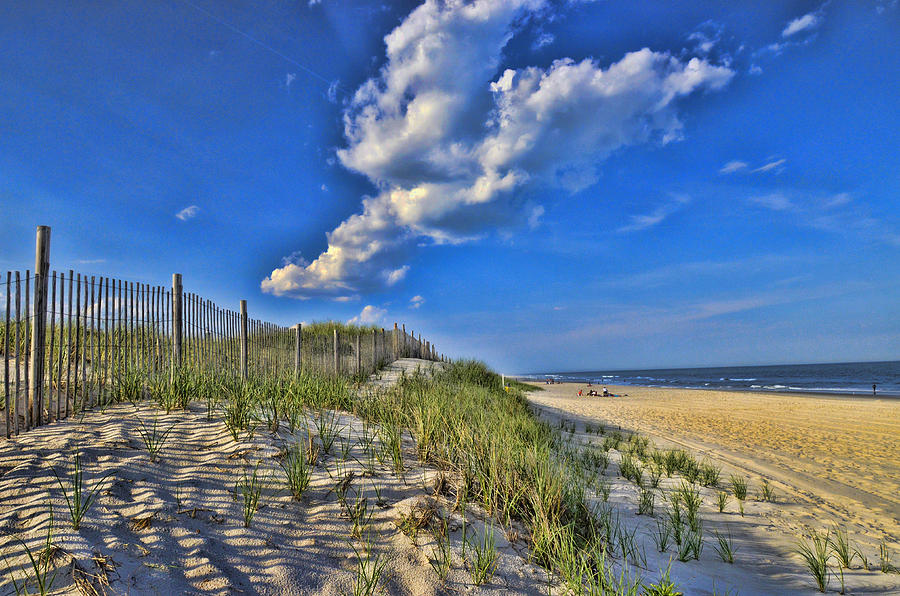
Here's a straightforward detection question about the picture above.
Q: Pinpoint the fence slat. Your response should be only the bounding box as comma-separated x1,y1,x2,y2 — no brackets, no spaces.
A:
4,271,11,437
47,272,56,425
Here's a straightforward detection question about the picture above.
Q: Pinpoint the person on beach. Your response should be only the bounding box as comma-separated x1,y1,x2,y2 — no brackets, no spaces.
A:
602,386,609,397
578,389,583,396
873,383,877,396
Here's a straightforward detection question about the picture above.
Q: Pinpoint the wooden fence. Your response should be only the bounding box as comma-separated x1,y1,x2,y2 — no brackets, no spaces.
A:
0,226,443,438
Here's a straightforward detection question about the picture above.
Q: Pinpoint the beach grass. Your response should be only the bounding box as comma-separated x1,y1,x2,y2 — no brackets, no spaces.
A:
1,504,56,596
134,416,176,463
714,529,736,564
796,530,831,592
235,463,264,528
50,449,113,530
279,441,312,500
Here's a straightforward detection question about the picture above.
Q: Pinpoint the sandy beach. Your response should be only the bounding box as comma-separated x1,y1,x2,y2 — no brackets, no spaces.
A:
527,382,900,593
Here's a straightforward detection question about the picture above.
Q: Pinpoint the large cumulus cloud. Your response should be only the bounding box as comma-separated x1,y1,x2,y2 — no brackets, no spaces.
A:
261,0,733,298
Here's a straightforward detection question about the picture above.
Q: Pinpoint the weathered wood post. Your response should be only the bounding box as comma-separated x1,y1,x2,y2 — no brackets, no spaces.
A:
28,226,51,427
333,328,339,375
239,300,248,380
172,274,183,378
355,333,361,375
392,323,399,361
401,324,406,357
372,329,377,371
294,323,302,377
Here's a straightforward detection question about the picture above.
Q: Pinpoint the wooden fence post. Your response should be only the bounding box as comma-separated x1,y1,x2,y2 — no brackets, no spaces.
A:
28,226,51,427
172,274,183,377
333,329,339,375
294,323,302,377
393,323,398,360
355,333,361,375
372,329,377,371
240,300,248,380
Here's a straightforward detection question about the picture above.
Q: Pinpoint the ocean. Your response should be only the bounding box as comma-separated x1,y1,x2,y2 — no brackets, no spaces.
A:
525,360,900,397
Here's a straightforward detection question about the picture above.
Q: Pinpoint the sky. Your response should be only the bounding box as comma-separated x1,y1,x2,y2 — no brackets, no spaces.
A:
1,0,899,373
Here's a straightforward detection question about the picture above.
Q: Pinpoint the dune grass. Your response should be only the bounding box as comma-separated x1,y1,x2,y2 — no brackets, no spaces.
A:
235,463,264,528
50,449,113,530
797,530,831,592
1,504,57,596
134,416,177,463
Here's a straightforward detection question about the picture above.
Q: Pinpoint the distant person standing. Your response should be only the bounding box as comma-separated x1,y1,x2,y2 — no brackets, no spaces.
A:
873,383,877,396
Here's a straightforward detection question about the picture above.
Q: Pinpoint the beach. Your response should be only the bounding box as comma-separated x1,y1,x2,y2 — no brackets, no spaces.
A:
527,382,900,592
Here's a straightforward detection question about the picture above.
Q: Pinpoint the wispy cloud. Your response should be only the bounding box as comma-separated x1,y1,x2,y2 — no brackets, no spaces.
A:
327,80,339,104
528,205,545,229
605,254,800,290
409,295,425,309
569,282,874,341
618,195,690,233
720,157,786,175
782,12,822,37
285,72,296,88
748,190,900,247
532,31,554,50
176,205,200,221
75,258,107,265
751,158,786,173
719,160,748,174
749,192,794,211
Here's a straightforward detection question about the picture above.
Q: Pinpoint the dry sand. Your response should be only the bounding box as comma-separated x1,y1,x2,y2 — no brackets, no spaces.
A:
527,382,900,594
0,360,553,595
4,363,900,595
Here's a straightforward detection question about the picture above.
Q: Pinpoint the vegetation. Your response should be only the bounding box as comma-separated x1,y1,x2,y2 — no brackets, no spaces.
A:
2,504,57,596
235,463,264,528
796,530,831,592
50,449,113,530
134,416,176,462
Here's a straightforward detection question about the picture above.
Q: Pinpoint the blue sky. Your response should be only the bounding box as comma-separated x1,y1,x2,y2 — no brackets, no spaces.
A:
2,1,898,373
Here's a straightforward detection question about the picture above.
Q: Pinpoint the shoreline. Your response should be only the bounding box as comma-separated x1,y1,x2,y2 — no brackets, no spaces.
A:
513,376,899,400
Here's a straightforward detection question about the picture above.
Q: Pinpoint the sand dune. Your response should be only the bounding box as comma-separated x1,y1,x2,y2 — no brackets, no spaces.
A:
0,361,553,595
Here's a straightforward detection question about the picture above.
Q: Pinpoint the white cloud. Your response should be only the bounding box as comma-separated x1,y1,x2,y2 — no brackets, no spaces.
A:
823,192,852,208
327,80,340,103
782,12,821,37
321,184,329,192
532,32,554,50
348,304,386,324
410,295,425,309
720,157,785,175
618,194,690,233
385,265,409,286
752,158,786,173
687,24,721,55
749,193,794,211
261,0,733,298
748,64,762,75
719,160,748,174
527,205,545,229
176,205,200,221
285,73,297,88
